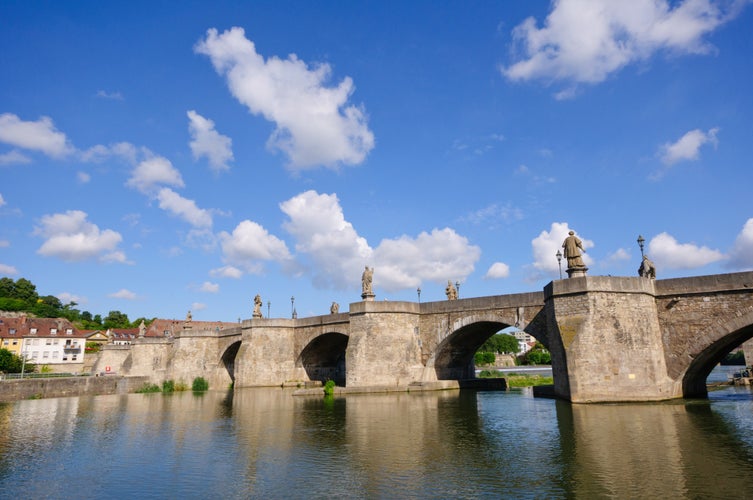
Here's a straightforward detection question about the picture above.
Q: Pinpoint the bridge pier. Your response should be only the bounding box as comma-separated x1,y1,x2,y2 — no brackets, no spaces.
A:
545,276,681,403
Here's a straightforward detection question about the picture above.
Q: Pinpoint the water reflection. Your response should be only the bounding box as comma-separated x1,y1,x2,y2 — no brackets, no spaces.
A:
0,386,752,499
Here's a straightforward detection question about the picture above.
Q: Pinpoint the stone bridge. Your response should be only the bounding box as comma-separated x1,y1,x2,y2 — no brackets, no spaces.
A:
103,271,753,402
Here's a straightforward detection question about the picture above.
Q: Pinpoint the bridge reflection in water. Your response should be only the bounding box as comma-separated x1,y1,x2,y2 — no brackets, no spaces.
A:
1,384,753,497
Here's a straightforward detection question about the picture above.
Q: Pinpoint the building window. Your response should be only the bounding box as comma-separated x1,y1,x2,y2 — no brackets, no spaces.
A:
50,328,57,335
30,328,37,334
53,339,59,345
46,338,52,345
72,354,77,361
32,352,39,359
62,356,68,361
43,351,49,358
65,328,73,335
2,340,8,346
9,329,16,335
12,340,17,345
52,352,58,359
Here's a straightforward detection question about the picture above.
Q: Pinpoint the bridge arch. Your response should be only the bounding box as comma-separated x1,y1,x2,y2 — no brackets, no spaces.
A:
296,332,349,386
682,310,753,398
219,339,242,385
428,319,512,380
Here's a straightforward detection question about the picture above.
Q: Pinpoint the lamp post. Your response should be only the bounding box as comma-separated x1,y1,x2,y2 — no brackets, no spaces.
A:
637,235,645,258
556,249,563,279
267,301,271,318
455,281,461,299
290,296,295,319
417,287,421,303
20,351,28,379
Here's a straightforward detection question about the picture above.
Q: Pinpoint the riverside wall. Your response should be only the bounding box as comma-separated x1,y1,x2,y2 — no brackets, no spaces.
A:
0,375,149,402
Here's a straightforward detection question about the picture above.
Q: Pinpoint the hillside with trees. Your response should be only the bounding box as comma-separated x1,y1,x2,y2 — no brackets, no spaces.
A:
0,276,152,329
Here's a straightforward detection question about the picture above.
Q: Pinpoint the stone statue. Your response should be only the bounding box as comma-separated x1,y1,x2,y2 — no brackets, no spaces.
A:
253,294,263,318
361,266,374,296
638,255,656,279
445,280,458,300
330,302,339,314
186,310,192,322
562,231,587,270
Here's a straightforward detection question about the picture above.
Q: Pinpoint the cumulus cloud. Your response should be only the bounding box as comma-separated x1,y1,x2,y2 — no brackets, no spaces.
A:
531,222,594,276
126,156,184,194
462,203,524,226
485,262,511,279
0,113,74,157
199,281,220,293
280,190,480,291
156,188,213,228
0,193,5,206
195,27,375,170
501,0,746,91
191,302,207,311
727,218,753,270
0,263,18,275
219,220,292,274
80,141,139,164
656,127,719,173
77,171,91,184
373,229,481,291
0,150,32,165
648,232,725,269
109,289,138,300
34,210,126,263
56,292,86,305
96,90,124,100
187,110,234,173
209,265,243,279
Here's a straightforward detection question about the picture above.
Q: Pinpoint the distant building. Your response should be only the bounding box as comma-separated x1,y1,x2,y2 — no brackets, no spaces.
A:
0,316,87,372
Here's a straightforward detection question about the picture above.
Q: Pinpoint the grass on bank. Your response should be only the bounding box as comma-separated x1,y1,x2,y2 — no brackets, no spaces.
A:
478,370,553,387
135,377,208,394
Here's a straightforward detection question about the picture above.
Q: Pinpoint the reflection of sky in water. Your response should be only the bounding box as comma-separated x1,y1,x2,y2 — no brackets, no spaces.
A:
0,367,751,498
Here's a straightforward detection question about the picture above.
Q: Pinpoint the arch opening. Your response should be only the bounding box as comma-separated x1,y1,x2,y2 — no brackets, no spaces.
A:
220,340,242,383
434,321,511,380
682,324,753,398
298,332,349,386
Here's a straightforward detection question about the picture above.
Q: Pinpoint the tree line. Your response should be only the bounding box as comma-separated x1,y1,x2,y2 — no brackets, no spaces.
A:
0,276,152,330
474,333,551,366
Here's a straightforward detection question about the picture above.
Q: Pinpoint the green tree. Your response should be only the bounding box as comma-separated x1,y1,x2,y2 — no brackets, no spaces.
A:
524,342,551,365
0,277,15,297
13,278,38,303
480,333,520,354
0,348,34,373
0,297,27,311
103,310,131,329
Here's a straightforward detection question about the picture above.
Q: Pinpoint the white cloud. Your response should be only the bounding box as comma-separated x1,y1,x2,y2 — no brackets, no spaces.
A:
0,263,18,275
463,203,524,226
727,218,753,270
156,188,213,228
34,210,126,263
0,150,32,165
187,110,234,173
280,190,480,292
126,156,184,194
191,302,207,311
195,27,375,170
531,222,594,275
56,292,86,305
603,248,631,265
199,281,220,293
109,289,138,300
0,193,5,206
0,240,9,248
657,127,719,170
80,142,139,164
485,262,511,279
209,265,243,279
281,190,371,288
77,171,91,183
96,90,124,100
648,232,725,269
219,219,292,274
373,229,481,292
0,113,74,157
502,0,745,90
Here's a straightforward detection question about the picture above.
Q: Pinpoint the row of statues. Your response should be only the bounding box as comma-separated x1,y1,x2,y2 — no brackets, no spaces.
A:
250,234,655,318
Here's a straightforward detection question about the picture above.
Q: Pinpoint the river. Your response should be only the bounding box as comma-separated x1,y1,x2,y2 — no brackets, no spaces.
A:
1,366,752,499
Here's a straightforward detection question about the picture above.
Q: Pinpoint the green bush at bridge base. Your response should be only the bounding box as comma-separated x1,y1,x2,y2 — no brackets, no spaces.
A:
192,377,209,392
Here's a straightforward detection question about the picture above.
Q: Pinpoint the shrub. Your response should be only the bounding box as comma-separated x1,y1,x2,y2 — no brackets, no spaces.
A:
474,351,495,366
135,383,161,393
162,380,175,393
174,381,189,391
323,379,336,396
192,377,209,392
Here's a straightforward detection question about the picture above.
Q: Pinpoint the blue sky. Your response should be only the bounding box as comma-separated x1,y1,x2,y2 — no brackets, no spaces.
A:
1,0,752,322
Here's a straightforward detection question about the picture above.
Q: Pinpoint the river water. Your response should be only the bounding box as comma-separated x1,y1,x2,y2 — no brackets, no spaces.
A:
1,367,753,499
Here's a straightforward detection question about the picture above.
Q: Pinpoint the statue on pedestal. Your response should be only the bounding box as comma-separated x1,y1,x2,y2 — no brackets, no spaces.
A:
562,230,588,278
252,294,263,318
445,280,458,300
638,255,656,279
330,302,339,314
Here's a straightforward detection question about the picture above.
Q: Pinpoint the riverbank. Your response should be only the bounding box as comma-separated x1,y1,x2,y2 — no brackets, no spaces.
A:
0,375,149,402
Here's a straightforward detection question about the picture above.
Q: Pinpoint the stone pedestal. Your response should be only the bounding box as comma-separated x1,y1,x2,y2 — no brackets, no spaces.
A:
361,292,375,302
566,267,588,278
